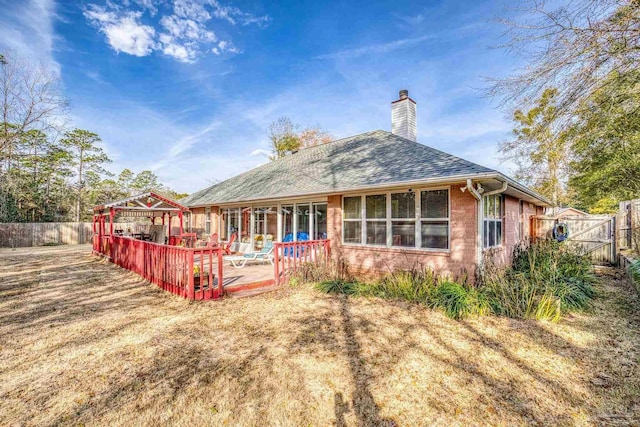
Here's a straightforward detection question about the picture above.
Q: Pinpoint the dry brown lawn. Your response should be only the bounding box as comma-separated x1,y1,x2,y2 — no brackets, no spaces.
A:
1,245,639,426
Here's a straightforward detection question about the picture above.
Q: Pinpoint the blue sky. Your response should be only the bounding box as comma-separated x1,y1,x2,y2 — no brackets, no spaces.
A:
0,0,521,194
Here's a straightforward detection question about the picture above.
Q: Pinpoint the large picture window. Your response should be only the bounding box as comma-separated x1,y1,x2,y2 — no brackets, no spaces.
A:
342,188,449,250
483,194,503,248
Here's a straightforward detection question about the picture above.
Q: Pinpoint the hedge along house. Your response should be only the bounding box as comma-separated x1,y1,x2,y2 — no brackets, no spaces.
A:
181,90,550,280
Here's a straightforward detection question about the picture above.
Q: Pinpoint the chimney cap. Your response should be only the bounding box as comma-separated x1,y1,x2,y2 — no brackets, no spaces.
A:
399,89,409,99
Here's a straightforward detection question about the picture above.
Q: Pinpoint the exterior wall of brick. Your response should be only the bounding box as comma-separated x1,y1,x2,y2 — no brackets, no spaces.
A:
484,195,541,267
327,184,479,281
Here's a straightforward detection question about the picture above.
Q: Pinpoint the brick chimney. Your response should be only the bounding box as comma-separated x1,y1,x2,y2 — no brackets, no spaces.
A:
391,89,417,142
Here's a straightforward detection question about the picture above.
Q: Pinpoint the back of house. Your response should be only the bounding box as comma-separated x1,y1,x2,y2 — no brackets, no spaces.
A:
180,90,549,279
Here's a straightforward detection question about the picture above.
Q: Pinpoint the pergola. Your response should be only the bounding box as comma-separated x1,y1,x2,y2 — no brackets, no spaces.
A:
93,192,190,243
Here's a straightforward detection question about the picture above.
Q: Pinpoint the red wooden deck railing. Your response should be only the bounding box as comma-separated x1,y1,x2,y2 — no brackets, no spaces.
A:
93,234,224,300
273,239,330,286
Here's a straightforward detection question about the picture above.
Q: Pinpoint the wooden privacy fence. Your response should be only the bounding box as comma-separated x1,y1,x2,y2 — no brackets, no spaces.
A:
534,215,616,264
0,222,148,248
93,234,223,300
619,199,640,254
274,239,331,286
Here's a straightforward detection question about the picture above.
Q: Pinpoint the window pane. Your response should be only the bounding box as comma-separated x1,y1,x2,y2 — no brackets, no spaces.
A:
421,190,448,219
366,221,387,245
314,203,327,240
488,221,496,247
496,221,502,246
296,204,310,239
392,221,415,247
484,196,493,219
421,221,449,249
282,205,294,240
391,192,415,219
343,197,361,219
343,222,361,243
483,220,489,248
366,195,387,219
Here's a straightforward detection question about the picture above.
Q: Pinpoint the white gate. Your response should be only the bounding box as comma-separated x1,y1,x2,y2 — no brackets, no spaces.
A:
535,215,616,264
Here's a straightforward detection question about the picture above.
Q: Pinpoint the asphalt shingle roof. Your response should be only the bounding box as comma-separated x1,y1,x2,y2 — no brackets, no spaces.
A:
180,130,496,207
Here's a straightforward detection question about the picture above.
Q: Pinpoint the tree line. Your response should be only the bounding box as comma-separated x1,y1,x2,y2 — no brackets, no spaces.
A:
0,51,184,223
494,0,639,213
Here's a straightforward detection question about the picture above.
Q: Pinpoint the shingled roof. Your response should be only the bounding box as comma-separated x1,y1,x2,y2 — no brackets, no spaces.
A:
180,130,498,207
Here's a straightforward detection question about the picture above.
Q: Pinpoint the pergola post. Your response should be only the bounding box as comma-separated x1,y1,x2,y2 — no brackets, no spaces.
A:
109,207,114,235
179,211,184,235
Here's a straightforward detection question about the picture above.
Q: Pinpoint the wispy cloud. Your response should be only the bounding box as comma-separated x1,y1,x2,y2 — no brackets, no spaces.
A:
83,0,269,63
314,34,435,60
0,0,60,73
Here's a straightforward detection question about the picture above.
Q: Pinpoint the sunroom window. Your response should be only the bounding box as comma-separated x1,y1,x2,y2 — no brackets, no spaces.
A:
483,194,503,248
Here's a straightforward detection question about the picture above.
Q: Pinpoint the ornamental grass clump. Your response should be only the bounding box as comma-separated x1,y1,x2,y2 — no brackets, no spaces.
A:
312,240,596,321
481,240,596,321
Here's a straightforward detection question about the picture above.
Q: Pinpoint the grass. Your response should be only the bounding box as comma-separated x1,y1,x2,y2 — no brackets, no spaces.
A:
1,245,640,425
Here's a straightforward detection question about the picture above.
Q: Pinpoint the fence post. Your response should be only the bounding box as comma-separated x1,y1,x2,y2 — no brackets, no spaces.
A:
274,243,280,286
217,248,224,298
187,250,195,300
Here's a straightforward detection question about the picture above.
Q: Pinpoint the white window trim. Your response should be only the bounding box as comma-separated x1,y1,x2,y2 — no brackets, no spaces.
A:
483,194,504,249
342,186,451,252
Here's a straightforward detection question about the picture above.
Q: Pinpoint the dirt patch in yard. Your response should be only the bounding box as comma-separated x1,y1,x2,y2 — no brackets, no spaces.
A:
1,245,639,426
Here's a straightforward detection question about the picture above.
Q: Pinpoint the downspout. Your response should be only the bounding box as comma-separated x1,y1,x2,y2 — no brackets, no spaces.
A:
463,179,483,268
462,179,509,270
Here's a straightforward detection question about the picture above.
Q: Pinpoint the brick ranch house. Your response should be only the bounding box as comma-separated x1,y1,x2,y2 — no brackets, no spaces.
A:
180,90,550,279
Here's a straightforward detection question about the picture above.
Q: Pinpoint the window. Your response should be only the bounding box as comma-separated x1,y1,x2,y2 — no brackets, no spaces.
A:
341,188,450,250
204,207,211,234
343,196,362,243
391,192,415,247
420,190,449,249
366,194,387,245
483,194,503,248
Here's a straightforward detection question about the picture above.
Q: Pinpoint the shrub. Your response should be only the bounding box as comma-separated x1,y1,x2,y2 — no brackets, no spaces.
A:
363,268,439,302
481,240,595,320
430,281,490,320
310,239,596,322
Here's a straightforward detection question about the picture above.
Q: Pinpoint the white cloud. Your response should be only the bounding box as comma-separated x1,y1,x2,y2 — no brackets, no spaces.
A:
207,0,270,26
0,0,60,73
174,0,211,22
84,0,266,62
315,34,435,60
250,148,271,157
84,6,156,56
212,39,240,55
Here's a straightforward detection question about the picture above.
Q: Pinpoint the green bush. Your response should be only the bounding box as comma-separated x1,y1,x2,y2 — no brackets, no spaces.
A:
481,240,595,320
430,281,490,320
312,240,596,321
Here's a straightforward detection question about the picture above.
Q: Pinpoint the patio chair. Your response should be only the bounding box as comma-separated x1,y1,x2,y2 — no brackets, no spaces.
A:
202,233,219,248
222,232,237,255
224,242,274,268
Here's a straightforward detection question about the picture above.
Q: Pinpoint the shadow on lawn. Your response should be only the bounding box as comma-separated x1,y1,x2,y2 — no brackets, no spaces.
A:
288,290,614,426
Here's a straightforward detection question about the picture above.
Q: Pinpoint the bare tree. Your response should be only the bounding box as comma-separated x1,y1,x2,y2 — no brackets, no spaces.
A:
268,117,333,160
0,51,69,171
488,0,640,117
